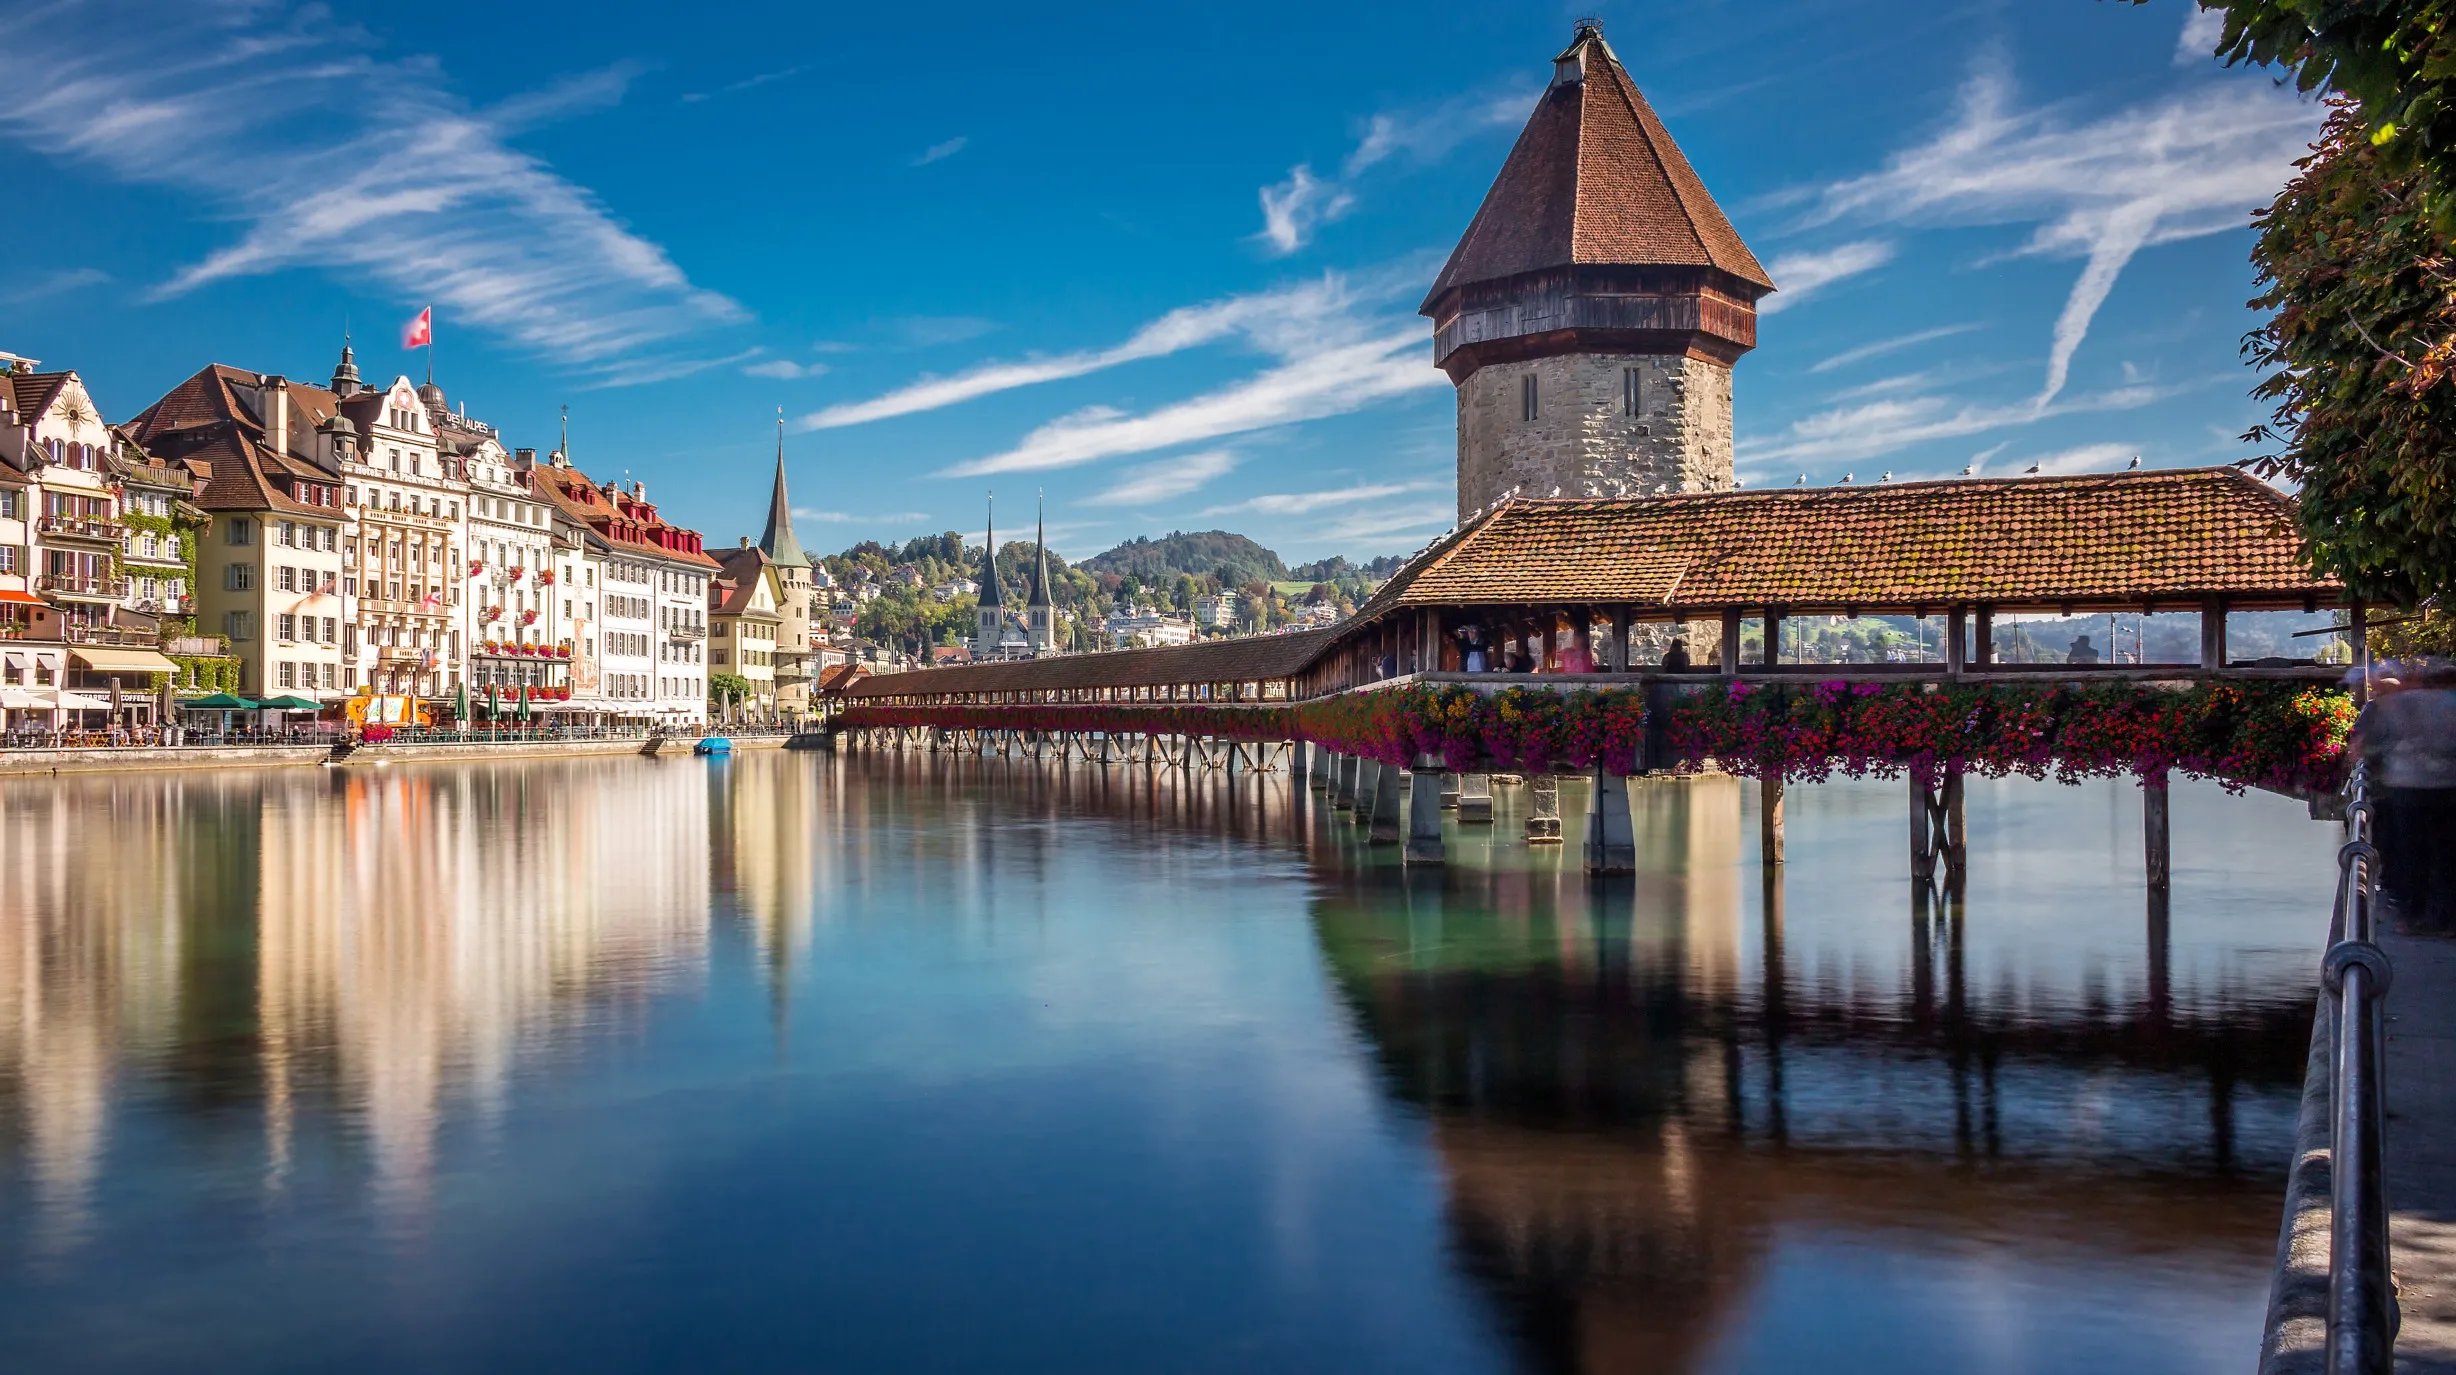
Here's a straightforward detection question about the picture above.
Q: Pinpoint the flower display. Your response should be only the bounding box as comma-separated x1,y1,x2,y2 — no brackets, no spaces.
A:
836,679,2351,795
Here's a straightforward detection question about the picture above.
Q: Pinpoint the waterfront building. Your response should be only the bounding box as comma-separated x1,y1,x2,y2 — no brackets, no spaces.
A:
464,439,569,710
531,456,714,727
3,365,126,641
181,408,349,700
111,430,236,694
753,421,814,719
709,542,784,720
1424,20,1771,522
334,367,469,699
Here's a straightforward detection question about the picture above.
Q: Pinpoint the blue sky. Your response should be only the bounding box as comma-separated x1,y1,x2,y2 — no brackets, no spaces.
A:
0,0,2315,564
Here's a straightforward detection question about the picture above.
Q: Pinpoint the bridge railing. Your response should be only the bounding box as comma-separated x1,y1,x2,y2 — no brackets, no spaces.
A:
2324,761,2396,1373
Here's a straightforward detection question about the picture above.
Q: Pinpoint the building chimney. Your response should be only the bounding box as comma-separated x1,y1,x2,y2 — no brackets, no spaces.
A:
261,376,291,455
632,480,647,502
514,447,536,467
739,536,751,549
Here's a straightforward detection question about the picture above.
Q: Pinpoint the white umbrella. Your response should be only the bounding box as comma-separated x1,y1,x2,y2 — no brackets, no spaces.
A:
0,688,38,710
50,689,113,711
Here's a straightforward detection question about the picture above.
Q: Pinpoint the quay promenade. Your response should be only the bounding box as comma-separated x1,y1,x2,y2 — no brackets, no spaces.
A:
0,726,795,776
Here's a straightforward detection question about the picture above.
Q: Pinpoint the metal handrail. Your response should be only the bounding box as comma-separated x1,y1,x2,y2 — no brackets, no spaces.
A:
2325,760,2397,1373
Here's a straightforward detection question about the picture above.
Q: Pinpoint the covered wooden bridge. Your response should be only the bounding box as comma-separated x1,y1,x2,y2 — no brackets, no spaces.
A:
831,468,2360,879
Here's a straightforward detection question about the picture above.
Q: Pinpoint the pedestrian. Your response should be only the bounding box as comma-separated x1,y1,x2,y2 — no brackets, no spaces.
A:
1663,639,1694,673
2355,660,2456,929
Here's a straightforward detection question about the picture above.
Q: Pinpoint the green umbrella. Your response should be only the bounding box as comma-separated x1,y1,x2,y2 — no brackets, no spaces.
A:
456,681,470,726
517,682,532,725
256,694,321,711
183,692,257,709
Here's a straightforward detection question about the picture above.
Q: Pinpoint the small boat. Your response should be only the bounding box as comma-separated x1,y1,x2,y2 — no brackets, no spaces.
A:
693,736,733,757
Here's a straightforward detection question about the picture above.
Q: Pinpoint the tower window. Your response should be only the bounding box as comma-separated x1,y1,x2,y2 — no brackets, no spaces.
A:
1623,367,1645,416
1520,374,1539,422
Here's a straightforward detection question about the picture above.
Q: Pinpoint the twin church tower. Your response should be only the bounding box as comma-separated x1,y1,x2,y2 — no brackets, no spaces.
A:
958,21,1770,661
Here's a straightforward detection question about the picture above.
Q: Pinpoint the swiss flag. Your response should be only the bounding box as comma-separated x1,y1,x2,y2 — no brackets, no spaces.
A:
403,306,432,349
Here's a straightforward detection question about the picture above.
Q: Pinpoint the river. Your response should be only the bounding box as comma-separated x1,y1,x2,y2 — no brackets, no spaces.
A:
0,750,2335,1372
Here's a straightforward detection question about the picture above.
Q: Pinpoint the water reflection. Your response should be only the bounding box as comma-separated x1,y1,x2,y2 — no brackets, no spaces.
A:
0,751,2332,1373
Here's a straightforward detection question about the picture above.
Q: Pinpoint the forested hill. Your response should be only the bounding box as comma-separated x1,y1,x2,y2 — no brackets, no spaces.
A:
1079,531,1289,588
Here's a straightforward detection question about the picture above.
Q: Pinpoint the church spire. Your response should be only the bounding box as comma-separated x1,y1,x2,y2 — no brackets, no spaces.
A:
976,495,1004,608
1026,490,1052,609
757,407,810,568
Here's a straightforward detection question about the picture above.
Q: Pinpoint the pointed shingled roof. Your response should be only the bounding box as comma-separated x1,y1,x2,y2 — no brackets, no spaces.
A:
758,415,810,568
977,498,1005,608
1025,495,1053,608
1422,21,1773,312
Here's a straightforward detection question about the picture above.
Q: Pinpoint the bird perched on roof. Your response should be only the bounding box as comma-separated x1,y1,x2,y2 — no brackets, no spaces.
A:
2023,463,2041,475
2127,455,2142,471
1794,473,1808,486
1960,464,1975,476
1839,472,1855,484
1734,476,1746,489
1879,470,1893,483
1549,486,1561,498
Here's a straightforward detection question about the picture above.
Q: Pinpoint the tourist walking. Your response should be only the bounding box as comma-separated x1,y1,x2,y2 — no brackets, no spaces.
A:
2356,660,2456,929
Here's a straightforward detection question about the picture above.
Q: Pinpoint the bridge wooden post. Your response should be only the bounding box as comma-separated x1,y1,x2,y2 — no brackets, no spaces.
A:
2145,772,2171,895
1761,775,1785,867
1288,738,1308,782
1407,759,1446,865
1942,767,1967,894
1309,743,1332,790
1611,608,1633,672
1910,775,1936,883
1585,766,1635,874
1369,762,1404,845
1720,610,1743,675
1335,753,1360,810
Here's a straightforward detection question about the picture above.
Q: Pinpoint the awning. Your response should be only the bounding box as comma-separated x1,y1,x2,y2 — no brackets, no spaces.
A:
0,688,39,710
70,647,178,675
49,690,112,711
0,589,43,606
2,651,24,672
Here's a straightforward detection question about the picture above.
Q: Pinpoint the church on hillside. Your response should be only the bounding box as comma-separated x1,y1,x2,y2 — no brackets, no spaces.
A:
972,497,1062,661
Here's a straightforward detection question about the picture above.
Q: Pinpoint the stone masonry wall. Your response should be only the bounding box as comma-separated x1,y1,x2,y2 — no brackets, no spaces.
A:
1455,352,1735,521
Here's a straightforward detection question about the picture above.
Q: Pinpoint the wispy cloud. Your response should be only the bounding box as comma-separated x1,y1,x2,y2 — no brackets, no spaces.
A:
912,136,968,167
578,348,764,391
1087,451,1239,506
679,64,807,104
799,276,1368,431
1256,166,1355,256
1741,381,2175,470
1788,61,2319,406
944,330,1441,477
1808,323,1984,373
1758,240,1895,315
0,266,110,304
2004,441,2138,476
890,315,996,347
1253,87,1530,255
2175,8,2227,67
1203,480,1445,517
793,507,932,525
743,358,831,380
0,3,740,375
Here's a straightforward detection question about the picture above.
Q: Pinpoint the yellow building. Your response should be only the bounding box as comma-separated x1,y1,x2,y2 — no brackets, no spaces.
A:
709,543,783,721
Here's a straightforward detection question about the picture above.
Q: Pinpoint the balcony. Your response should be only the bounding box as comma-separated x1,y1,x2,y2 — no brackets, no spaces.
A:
666,623,706,642
375,646,428,666
61,623,162,646
165,634,230,658
36,572,130,601
38,514,125,543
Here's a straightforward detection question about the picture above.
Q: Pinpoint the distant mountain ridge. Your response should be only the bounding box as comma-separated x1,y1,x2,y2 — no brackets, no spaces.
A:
1079,530,1289,589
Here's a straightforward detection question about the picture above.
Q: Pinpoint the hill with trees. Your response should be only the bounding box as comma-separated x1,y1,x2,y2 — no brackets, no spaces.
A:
1079,531,1289,589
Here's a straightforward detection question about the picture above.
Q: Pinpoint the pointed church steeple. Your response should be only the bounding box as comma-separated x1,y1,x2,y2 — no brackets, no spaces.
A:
976,496,1004,608
757,408,810,568
331,332,362,397
1025,493,1052,609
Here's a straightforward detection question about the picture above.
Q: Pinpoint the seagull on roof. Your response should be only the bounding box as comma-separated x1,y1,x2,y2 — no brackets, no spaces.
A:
1839,472,1855,484
1960,464,1975,476
1734,475,1746,489
2023,463,2042,475
1879,470,1893,483
1549,486,1561,498
1794,473,1808,487
2127,455,2142,471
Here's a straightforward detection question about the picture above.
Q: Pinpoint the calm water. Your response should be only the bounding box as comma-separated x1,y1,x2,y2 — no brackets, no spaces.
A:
0,750,2335,1373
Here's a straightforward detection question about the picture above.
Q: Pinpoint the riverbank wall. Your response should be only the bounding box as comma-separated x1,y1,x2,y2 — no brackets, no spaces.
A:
0,735,789,777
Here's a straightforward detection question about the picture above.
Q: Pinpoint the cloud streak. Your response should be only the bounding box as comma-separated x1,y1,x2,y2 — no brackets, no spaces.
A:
0,266,110,304
942,330,1442,477
912,136,968,167
679,64,807,104
1808,323,1984,373
1087,451,1240,506
0,2,739,375
1758,240,1895,315
798,276,1371,431
1253,87,1531,255
1789,62,2319,405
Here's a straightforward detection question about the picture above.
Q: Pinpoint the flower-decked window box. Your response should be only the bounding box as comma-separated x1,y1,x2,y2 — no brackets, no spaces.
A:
537,570,557,586
468,560,485,578
484,605,504,623
520,609,539,627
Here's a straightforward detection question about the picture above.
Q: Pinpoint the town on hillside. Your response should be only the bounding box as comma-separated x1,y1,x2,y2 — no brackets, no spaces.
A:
0,345,1398,739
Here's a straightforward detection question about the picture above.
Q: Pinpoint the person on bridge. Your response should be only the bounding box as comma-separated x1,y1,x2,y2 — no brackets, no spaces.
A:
2068,634,2102,665
2356,661,2456,929
1663,640,1694,673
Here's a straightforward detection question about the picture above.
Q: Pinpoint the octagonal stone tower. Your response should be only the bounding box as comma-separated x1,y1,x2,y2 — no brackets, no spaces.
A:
1425,21,1776,522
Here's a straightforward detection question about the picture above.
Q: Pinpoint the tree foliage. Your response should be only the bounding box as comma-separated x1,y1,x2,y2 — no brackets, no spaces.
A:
2168,0,2456,233
2245,104,2456,604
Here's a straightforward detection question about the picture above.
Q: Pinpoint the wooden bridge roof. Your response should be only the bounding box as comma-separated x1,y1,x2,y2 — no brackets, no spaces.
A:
1352,467,2341,619
846,626,1337,698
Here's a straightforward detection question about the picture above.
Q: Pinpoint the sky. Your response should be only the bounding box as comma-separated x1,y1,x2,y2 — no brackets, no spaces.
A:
0,0,2317,566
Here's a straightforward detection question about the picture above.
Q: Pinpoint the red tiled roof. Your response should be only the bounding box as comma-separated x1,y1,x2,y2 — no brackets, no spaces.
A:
1351,468,2342,618
848,628,1338,698
191,436,323,516
1423,24,1772,309
0,371,76,423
